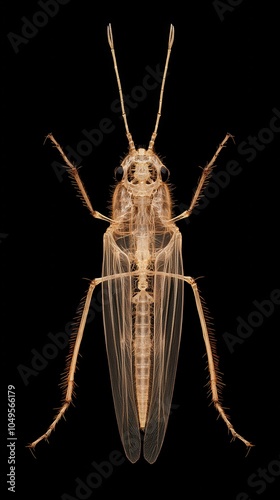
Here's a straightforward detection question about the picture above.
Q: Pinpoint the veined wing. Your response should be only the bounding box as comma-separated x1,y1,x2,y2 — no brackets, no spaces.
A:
144,229,184,463
102,229,141,463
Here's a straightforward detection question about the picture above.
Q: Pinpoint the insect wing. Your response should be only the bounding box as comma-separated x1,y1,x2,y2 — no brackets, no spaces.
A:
102,230,141,463
143,229,184,463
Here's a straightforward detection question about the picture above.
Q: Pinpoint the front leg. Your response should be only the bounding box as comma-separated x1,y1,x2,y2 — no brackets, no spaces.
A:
171,133,233,223
47,133,113,223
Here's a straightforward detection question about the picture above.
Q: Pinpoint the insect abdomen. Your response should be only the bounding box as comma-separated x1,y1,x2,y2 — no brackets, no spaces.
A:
133,290,153,430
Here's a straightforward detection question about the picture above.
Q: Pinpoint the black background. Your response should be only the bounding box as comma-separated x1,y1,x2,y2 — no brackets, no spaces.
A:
2,1,280,499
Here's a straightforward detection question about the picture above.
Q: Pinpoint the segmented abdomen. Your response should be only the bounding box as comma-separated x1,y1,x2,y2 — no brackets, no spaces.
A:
132,290,153,429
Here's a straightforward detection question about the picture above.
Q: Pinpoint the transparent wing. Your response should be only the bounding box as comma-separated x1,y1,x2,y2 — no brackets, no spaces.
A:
102,230,141,463
144,230,184,463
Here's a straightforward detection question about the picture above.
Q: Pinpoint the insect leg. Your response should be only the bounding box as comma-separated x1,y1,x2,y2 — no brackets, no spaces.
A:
27,277,101,451
28,270,138,451
47,133,113,223
170,133,234,223
184,275,253,449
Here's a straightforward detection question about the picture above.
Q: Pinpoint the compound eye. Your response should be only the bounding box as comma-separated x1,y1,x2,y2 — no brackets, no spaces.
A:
114,166,124,181
160,166,169,182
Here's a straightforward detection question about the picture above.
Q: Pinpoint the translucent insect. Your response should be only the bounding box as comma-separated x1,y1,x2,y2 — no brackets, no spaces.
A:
28,24,253,463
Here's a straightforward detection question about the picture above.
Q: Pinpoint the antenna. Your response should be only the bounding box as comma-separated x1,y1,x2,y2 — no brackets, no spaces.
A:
107,24,175,152
107,24,135,152
148,24,174,151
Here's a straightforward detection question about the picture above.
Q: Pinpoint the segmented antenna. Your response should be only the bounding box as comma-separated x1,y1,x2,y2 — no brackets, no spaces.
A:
107,24,175,152
107,24,135,152
148,24,174,151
